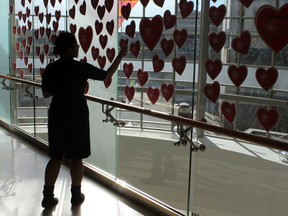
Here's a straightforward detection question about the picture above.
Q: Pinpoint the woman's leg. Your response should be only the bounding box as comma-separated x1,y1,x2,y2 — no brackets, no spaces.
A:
70,159,85,206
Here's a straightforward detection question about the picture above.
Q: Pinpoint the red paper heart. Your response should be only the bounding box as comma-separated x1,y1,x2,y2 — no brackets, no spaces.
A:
22,39,26,48
119,39,128,49
161,38,174,57
39,53,44,64
17,26,21,35
97,5,105,20
161,84,174,102
27,36,32,46
107,48,115,62
99,34,108,49
255,4,288,52
95,20,103,35
69,6,75,19
75,0,79,4
36,46,40,56
205,59,222,80
209,31,226,53
123,63,133,78
19,51,23,60
80,1,86,15
80,57,87,63
147,87,160,105
46,13,51,24
257,108,278,131
79,26,93,54
13,63,16,72
16,42,20,51
152,55,164,72
24,56,29,65
97,55,106,69
125,86,135,102
43,0,48,7
240,0,254,8
39,12,44,23
163,10,176,30
26,46,31,55
121,3,131,20
172,56,186,75
91,46,99,61
91,0,99,10
137,69,148,86
52,21,59,32
125,20,136,38
55,10,61,21
256,67,278,91
209,5,226,27
23,14,27,23
153,0,164,7
140,0,149,7
179,0,194,19
34,6,39,16
227,65,248,87
18,11,22,21
70,24,77,34
232,30,251,54
19,69,24,79
173,29,187,48
28,21,32,30
26,8,30,17
104,77,112,88
46,28,51,38
34,29,39,40
204,81,220,103
130,40,140,58
140,15,163,51
40,27,45,37
51,0,56,7
106,20,114,36
221,101,236,123
28,63,33,73
105,0,113,12
44,44,50,55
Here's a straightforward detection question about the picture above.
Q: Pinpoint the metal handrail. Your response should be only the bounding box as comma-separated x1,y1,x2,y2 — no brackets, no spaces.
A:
1,74,288,151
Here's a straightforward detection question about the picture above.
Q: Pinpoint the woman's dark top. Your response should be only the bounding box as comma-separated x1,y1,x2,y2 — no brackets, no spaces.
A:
42,58,107,159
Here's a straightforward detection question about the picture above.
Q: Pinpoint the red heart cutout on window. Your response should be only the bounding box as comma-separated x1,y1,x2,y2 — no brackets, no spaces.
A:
205,59,222,80
16,42,20,51
104,77,112,88
99,34,108,49
27,36,32,46
53,21,59,32
240,0,254,8
24,56,29,66
44,44,49,55
161,38,174,57
34,29,39,40
173,29,187,48
22,26,27,35
28,64,33,73
34,6,39,16
21,0,25,7
119,39,128,49
125,86,135,102
55,10,61,22
161,84,174,102
137,69,148,86
43,0,48,7
80,1,86,15
97,55,106,69
79,26,93,53
106,20,114,36
17,26,21,36
209,4,226,27
26,8,31,17
19,69,24,79
153,0,164,7
39,27,45,37
121,3,131,20
105,0,113,12
130,40,140,58
106,48,115,62
204,81,220,103
147,87,160,105
257,108,278,131
70,24,77,34
91,0,99,10
152,54,164,72
256,67,278,91
36,46,40,56
26,46,31,56
140,15,163,51
123,63,133,79
209,31,226,53
125,20,135,38
232,30,251,54
179,0,194,19
140,0,149,7
51,0,56,7
39,12,44,23
46,28,51,38
95,20,103,35
91,46,99,61
97,5,105,20
163,10,176,30
19,51,23,60
22,39,26,48
39,53,45,64
172,55,186,75
221,101,236,123
227,65,248,87
255,4,288,52
46,13,51,24
69,6,75,19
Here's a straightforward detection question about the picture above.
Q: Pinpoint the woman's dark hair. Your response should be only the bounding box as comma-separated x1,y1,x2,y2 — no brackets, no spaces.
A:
53,32,77,56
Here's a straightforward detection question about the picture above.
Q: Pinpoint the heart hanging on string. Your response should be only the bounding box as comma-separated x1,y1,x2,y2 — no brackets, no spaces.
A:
161,38,174,57
161,84,174,102
125,86,135,102
209,31,226,53
130,41,140,58
152,54,164,72
227,65,248,87
123,63,134,79
209,4,226,27
255,67,278,91
257,108,278,131
221,101,236,123
163,10,176,30
173,29,188,48
137,69,148,86
78,26,93,54
205,59,222,80
172,56,186,75
106,48,115,62
147,87,160,105
204,81,220,103
121,3,131,20
179,0,194,19
231,30,251,54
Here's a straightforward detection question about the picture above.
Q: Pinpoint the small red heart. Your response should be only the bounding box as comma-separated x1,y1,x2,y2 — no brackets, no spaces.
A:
24,56,29,65
137,69,148,86
18,11,22,21
209,31,226,53
173,29,187,48
204,81,220,103
95,20,103,35
75,0,79,4
21,26,27,35
40,68,44,77
19,69,24,79
161,38,174,57
232,30,251,54
39,27,45,37
106,48,115,62
78,26,93,53
39,12,44,23
161,84,174,102
34,6,39,16
23,14,27,23
53,21,59,32
51,0,56,7
28,21,32,30
46,28,51,38
36,46,40,56
121,3,131,20
209,5,226,27
105,0,113,12
55,10,61,22
140,0,149,7
69,6,75,19
257,108,278,131
27,36,32,46
119,39,128,49
39,53,45,64
97,55,106,69
99,34,108,49
43,0,48,7
80,1,86,15
46,13,51,24
70,24,77,34
91,0,99,10
205,59,222,80
140,15,163,51
152,55,164,72
97,5,105,20
84,81,89,94
34,29,39,40
22,39,26,48
221,101,236,123
147,87,160,105
239,0,254,8
123,63,133,78
104,77,112,88
163,10,176,30
172,56,186,75
125,20,136,38
19,51,23,60
130,41,140,58
16,42,20,51
125,86,135,102
10,5,13,14
91,46,99,61
26,46,31,55
256,67,278,91
179,0,194,19
227,65,248,87
153,0,164,7
44,44,50,55
17,26,21,35
106,20,114,36
26,8,30,17
13,63,17,72
28,63,33,73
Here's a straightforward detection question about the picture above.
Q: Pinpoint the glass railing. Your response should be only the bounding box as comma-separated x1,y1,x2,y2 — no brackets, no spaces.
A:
1,75,288,216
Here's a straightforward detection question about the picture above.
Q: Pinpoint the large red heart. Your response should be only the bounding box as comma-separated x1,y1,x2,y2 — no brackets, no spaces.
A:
80,1,86,15
97,55,106,69
164,10,176,30
172,56,186,75
123,63,133,78
69,6,75,19
97,5,105,20
227,65,248,87
106,20,114,36
79,26,93,53
173,29,187,48
99,34,108,49
130,40,140,57
95,20,103,35
106,48,115,62
104,77,112,88
140,15,163,51
125,86,135,102
91,0,99,10
209,4,226,27
152,54,164,72
147,87,160,105
161,84,174,102
232,30,251,54
161,38,174,57
240,0,254,8
121,3,131,20
204,81,220,103
137,69,148,86
221,101,236,123
153,0,164,7
179,0,194,19
205,59,222,80
91,46,99,61
105,0,113,12
255,67,278,91
140,0,149,7
209,31,226,53
257,108,278,131
126,20,135,38
255,4,288,52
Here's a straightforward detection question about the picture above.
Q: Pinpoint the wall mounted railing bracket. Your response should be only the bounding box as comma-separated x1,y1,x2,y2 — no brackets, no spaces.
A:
102,97,125,127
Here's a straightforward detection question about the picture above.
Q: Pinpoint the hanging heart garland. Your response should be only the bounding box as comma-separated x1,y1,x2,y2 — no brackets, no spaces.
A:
78,26,93,54
147,87,160,105
205,59,222,80
231,30,251,54
137,69,148,86
255,67,278,91
123,63,134,79
227,65,248,87
221,101,236,123
125,86,135,102
257,108,278,131
204,81,220,103
209,31,226,53
161,84,174,102
209,4,226,27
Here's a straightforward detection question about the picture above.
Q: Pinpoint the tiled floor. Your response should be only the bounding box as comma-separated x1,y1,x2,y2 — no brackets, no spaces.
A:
0,127,157,216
